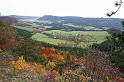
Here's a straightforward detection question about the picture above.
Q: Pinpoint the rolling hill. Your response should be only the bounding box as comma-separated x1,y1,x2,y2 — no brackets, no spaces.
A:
37,15,124,31
0,16,17,24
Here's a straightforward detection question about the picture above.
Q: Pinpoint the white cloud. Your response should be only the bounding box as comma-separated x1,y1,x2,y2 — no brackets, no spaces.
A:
0,0,124,18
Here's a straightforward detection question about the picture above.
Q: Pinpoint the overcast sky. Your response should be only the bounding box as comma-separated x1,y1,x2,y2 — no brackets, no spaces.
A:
0,0,124,18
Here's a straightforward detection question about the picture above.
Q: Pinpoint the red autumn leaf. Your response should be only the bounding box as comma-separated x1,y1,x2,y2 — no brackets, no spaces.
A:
0,38,16,49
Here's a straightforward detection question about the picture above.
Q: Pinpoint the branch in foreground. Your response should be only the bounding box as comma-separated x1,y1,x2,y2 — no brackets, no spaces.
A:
107,0,124,17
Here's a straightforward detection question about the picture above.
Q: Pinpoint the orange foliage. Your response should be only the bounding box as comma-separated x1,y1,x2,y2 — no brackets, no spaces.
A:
49,53,64,60
42,47,55,55
46,61,56,70
30,63,47,75
10,56,29,72
41,47,64,61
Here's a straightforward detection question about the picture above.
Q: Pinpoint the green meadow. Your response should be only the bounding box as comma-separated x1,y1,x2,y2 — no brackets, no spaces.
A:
31,30,109,47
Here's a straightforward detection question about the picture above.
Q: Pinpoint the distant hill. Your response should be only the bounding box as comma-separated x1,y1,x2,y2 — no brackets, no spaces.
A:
37,15,124,31
1,15,124,31
0,16,17,24
10,15,40,21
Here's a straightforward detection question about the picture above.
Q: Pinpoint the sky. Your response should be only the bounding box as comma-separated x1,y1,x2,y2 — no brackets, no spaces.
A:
0,0,124,18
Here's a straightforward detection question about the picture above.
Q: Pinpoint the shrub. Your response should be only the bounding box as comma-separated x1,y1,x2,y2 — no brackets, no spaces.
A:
46,61,56,70
30,63,47,75
10,56,29,72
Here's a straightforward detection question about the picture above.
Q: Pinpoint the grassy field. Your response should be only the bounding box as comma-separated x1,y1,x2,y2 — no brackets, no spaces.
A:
31,30,109,47
31,33,75,46
45,30,109,43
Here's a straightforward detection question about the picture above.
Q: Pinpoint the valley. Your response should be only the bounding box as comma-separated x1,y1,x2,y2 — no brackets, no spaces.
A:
0,15,124,82
13,15,113,47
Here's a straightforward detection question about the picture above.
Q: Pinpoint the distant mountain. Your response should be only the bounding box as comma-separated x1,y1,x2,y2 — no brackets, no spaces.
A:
10,15,40,21
37,15,124,31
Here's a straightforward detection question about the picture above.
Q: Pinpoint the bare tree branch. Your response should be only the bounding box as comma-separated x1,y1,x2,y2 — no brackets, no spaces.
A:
107,0,124,17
